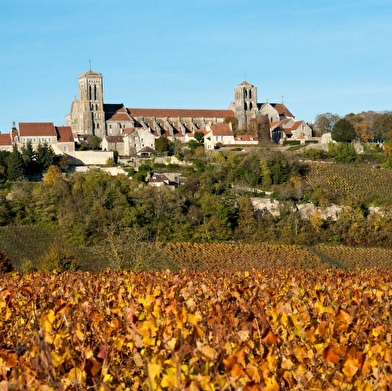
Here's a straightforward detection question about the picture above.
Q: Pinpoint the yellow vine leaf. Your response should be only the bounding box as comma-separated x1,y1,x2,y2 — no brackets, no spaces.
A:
147,362,161,381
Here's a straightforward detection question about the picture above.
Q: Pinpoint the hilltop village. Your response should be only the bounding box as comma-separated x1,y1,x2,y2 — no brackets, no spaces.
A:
0,69,314,164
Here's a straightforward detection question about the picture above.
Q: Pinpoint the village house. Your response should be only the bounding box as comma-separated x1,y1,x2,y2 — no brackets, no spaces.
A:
270,119,313,143
0,122,75,154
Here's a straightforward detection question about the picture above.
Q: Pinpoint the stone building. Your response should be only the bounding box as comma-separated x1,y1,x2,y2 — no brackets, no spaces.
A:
66,70,106,138
65,70,308,154
228,81,295,130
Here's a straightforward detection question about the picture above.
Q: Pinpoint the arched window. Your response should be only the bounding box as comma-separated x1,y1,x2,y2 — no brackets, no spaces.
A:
88,85,92,100
249,90,252,99
94,85,97,100
244,102,248,110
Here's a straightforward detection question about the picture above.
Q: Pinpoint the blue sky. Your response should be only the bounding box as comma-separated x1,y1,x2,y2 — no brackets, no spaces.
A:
1,0,391,133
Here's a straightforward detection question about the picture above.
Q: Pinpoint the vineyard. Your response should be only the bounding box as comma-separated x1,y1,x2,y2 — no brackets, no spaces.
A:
157,242,392,271
304,163,392,204
1,268,392,390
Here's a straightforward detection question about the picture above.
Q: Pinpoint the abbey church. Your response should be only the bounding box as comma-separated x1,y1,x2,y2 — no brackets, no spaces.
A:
66,69,312,149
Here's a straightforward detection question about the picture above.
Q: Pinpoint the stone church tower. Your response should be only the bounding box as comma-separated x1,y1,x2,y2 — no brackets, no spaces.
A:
229,81,258,130
66,69,106,138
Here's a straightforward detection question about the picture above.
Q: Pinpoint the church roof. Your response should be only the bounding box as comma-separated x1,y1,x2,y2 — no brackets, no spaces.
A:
19,122,57,137
127,108,234,119
270,103,294,118
238,81,254,87
79,69,102,78
106,106,133,122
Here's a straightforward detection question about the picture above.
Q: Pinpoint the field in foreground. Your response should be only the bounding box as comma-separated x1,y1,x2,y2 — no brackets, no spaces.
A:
1,268,392,390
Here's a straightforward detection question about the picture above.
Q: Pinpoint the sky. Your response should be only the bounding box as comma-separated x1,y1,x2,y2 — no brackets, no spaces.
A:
1,0,392,133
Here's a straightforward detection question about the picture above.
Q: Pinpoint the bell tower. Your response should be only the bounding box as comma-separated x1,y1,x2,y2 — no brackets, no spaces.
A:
77,69,105,138
232,81,257,131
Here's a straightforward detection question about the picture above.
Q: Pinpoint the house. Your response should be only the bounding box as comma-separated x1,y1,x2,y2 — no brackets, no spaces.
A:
101,135,125,155
234,134,258,145
204,123,235,150
0,133,12,152
137,146,157,157
0,122,76,154
270,119,313,143
147,173,170,187
123,127,156,156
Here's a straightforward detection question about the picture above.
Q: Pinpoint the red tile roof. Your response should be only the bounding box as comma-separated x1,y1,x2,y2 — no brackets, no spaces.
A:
128,108,234,119
19,122,57,137
210,123,233,136
234,134,258,141
0,133,12,145
56,126,74,142
270,103,294,118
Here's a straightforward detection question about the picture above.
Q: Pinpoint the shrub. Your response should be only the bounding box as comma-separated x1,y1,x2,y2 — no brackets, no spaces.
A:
37,242,80,272
20,259,37,274
0,249,14,274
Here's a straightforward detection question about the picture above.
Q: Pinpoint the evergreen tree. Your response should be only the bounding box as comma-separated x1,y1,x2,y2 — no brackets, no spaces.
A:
7,144,26,181
331,119,356,143
21,140,37,175
36,143,55,172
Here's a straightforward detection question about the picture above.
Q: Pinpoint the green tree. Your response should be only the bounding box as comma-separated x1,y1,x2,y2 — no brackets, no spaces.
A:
331,119,356,143
257,115,271,145
7,144,26,181
36,143,55,172
194,131,204,143
155,136,174,154
21,140,37,175
328,142,357,163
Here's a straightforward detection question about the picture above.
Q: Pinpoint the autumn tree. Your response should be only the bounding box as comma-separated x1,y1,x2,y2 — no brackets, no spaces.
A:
372,111,392,141
314,113,340,135
331,118,356,143
224,117,238,132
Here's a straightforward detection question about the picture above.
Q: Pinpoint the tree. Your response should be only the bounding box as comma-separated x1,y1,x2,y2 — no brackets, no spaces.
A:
21,140,37,175
257,115,271,144
155,136,174,154
224,117,238,132
328,142,357,163
194,131,204,143
355,121,374,142
314,113,340,135
43,165,63,187
88,136,102,150
36,143,55,172
331,119,356,143
7,144,26,181
372,112,392,141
